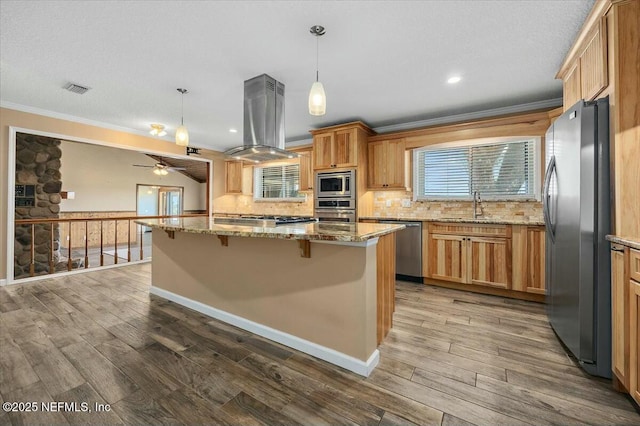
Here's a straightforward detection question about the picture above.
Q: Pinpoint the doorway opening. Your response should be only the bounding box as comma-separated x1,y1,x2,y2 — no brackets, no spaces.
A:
136,185,184,231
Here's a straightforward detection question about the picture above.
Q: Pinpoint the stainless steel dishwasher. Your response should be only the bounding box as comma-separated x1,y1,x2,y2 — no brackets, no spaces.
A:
380,220,422,281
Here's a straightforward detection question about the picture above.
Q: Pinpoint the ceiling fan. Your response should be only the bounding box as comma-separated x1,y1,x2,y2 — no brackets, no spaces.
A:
133,159,186,176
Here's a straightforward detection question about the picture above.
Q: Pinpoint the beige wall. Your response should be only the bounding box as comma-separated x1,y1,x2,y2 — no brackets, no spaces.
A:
0,107,217,281
151,229,378,360
59,140,205,212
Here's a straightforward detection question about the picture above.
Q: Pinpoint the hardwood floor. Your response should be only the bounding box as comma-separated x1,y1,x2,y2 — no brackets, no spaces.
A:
1,263,638,425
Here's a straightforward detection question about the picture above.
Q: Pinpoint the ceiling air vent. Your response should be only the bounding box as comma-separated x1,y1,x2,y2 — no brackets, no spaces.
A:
63,83,91,94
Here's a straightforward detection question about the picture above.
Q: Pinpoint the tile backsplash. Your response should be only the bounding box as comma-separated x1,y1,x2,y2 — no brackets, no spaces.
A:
214,194,314,216
214,190,543,222
369,190,543,221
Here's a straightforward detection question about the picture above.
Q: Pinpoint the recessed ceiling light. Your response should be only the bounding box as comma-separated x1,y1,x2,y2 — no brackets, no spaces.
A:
229,128,238,133
447,76,462,84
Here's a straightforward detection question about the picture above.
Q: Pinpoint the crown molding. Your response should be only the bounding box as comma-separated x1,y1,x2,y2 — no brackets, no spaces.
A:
371,98,563,134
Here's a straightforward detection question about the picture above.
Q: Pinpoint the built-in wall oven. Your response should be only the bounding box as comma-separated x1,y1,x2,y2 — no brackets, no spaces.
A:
315,170,357,222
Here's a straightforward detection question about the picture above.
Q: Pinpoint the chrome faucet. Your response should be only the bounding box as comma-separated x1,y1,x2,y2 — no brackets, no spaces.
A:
473,191,483,219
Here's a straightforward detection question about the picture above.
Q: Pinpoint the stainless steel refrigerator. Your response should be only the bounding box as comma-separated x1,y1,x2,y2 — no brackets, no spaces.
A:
544,97,611,378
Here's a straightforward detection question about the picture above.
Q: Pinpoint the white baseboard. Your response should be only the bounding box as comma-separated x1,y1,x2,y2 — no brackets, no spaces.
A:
150,286,380,377
0,278,6,286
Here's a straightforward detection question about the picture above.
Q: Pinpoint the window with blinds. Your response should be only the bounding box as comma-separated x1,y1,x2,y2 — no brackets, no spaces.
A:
414,138,538,200
254,164,304,201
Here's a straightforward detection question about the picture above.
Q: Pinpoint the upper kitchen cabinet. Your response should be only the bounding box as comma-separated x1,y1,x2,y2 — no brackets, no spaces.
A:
224,161,253,195
562,61,582,110
225,161,243,194
559,18,607,110
291,146,314,191
310,122,374,170
579,19,608,100
367,138,407,189
557,0,640,239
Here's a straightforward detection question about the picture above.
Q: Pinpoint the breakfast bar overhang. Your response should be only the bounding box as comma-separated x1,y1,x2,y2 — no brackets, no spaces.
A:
136,217,404,376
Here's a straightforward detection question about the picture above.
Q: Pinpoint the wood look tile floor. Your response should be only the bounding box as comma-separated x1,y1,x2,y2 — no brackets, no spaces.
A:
1,264,638,425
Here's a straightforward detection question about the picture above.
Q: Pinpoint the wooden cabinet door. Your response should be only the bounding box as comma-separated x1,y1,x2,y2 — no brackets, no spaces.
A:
367,141,387,189
563,61,582,111
630,279,640,405
313,132,333,169
526,227,545,294
580,20,607,101
611,249,629,388
298,150,313,191
468,237,511,289
333,129,357,168
225,161,243,194
385,139,406,188
429,234,466,283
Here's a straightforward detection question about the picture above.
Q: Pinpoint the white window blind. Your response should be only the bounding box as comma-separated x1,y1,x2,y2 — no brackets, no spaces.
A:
254,164,304,200
414,139,537,200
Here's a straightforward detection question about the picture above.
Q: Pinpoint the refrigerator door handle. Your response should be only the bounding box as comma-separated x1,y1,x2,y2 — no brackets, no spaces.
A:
543,155,556,242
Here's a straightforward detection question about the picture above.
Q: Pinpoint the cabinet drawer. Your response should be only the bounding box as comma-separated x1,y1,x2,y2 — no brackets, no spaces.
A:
428,222,510,238
631,249,640,282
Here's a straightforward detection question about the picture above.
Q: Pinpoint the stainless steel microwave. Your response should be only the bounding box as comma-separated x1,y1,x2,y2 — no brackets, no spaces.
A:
315,170,355,198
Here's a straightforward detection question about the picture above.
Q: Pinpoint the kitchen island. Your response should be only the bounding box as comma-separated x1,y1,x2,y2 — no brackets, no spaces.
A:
135,216,404,376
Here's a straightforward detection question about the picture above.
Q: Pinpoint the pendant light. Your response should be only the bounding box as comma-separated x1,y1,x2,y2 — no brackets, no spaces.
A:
309,25,326,116
175,88,189,146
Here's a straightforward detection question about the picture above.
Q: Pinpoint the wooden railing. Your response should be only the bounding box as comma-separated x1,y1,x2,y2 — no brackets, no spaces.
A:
14,214,206,278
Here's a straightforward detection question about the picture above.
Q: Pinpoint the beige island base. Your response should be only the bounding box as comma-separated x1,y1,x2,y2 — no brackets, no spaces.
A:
136,217,404,376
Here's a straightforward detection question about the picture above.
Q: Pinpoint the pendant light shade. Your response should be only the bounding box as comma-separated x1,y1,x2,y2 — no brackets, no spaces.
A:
175,125,189,146
176,88,189,146
309,25,326,116
308,81,326,116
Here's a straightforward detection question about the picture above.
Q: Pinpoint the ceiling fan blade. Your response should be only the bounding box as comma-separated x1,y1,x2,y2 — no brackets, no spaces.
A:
169,167,187,171
132,164,154,168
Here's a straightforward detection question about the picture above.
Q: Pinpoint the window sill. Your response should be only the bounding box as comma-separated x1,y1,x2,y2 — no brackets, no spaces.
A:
414,197,540,202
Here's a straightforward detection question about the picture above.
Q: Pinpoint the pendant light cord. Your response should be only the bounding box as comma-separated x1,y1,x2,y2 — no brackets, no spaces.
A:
316,35,319,82
181,92,184,126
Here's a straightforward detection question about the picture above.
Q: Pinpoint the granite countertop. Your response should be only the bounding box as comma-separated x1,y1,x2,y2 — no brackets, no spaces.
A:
606,235,640,250
135,217,405,243
359,216,545,226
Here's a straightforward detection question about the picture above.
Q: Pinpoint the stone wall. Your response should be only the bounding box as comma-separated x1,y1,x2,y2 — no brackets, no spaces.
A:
14,133,62,279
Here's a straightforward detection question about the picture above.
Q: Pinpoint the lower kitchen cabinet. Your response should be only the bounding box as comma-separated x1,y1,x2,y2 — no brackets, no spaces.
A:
629,248,640,405
611,246,629,390
610,242,640,406
427,223,511,289
630,278,640,404
468,236,511,288
511,225,546,295
428,234,466,283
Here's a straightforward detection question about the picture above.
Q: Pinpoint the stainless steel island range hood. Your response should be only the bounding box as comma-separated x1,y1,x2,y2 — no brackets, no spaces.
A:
224,74,297,163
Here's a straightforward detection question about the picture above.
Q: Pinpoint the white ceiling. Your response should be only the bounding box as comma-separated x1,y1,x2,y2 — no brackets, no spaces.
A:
0,0,594,151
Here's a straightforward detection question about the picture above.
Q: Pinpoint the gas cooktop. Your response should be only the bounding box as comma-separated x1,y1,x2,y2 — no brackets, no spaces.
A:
214,215,317,227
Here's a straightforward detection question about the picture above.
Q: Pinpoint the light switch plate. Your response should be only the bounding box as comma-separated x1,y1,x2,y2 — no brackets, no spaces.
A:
401,199,411,208
386,200,392,207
